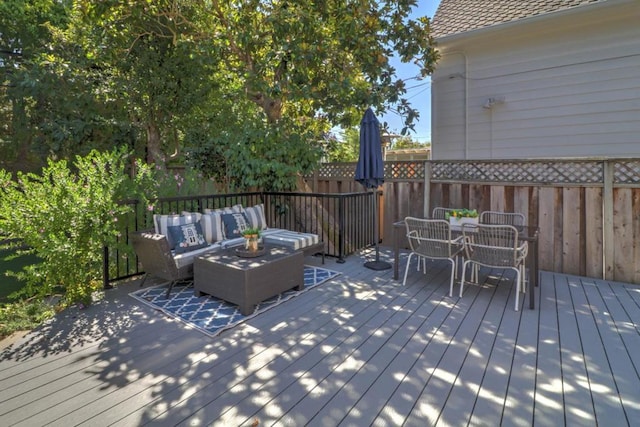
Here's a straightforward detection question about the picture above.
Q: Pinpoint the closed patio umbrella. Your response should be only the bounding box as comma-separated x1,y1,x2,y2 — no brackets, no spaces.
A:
355,108,391,270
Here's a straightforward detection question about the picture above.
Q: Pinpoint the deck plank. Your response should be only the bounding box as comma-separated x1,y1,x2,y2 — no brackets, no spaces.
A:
567,274,628,423
581,278,640,423
1,248,639,426
555,273,597,425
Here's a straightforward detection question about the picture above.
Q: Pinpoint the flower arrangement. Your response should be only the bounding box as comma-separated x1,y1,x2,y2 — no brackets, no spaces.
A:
445,208,478,220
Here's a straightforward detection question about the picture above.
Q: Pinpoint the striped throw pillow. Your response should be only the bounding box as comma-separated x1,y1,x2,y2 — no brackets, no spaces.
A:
203,204,243,214
243,203,267,230
200,212,226,244
153,213,200,249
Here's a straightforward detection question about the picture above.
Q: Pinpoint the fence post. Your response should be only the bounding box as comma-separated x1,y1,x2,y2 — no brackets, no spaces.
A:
424,161,432,218
103,245,113,289
313,169,319,193
603,160,614,280
337,194,346,263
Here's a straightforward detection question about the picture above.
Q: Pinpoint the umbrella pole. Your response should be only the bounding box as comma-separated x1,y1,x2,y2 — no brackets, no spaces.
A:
364,189,391,271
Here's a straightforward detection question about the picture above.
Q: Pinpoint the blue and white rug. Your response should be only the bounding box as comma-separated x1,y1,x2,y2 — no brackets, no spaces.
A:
129,265,340,338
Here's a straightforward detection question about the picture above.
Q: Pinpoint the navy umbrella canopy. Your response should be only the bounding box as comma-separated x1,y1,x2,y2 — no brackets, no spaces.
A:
355,108,385,189
355,108,391,270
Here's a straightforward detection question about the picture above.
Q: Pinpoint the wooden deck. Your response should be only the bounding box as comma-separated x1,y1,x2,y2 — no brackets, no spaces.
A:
1,247,639,426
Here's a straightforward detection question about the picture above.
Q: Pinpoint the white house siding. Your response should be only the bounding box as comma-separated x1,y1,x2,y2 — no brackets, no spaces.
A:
431,0,640,160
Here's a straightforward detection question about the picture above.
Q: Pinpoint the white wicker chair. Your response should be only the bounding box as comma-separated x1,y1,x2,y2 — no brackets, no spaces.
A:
403,217,465,297
459,223,528,311
480,211,526,227
479,211,529,289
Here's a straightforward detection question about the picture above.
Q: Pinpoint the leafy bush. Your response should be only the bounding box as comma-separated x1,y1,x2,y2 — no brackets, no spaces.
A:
0,299,56,340
0,148,155,307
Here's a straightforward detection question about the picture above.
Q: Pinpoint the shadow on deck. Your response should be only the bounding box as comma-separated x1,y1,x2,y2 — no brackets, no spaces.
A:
1,247,639,426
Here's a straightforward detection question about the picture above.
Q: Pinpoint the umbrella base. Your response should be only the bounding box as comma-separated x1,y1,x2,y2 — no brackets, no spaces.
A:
364,260,392,271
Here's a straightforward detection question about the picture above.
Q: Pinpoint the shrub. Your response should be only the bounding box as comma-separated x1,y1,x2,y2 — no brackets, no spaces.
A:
0,148,155,307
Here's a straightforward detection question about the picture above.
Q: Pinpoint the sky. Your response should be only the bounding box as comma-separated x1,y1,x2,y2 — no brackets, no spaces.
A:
379,0,441,143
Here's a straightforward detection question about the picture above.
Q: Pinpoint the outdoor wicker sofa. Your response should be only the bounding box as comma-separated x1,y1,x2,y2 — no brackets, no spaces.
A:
131,203,324,297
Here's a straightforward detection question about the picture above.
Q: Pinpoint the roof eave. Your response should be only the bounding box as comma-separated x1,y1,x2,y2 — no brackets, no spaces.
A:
434,0,630,45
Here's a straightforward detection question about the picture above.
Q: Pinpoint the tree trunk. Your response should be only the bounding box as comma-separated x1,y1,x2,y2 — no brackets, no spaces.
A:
146,122,164,166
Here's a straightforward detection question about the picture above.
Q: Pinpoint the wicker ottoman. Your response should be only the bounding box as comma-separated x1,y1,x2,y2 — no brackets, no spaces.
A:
194,245,304,315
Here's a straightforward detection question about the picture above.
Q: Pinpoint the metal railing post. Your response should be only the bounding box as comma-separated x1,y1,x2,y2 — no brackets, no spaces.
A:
337,194,346,263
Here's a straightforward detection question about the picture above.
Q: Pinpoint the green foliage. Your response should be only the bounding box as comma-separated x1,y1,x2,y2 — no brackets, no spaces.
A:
392,135,429,150
1,0,438,191
0,148,156,306
0,249,39,302
446,209,479,219
325,128,360,163
186,112,323,191
0,299,56,340
241,228,261,237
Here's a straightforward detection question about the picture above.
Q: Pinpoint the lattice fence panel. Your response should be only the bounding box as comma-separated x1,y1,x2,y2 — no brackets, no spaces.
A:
432,160,603,184
615,160,640,184
315,163,355,179
309,159,640,186
385,161,425,180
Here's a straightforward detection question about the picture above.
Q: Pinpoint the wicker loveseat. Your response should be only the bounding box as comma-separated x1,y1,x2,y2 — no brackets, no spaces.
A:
131,203,323,297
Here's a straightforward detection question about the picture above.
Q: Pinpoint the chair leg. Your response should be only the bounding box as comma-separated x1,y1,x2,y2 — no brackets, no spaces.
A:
448,258,456,297
165,280,177,298
402,253,415,286
459,260,470,297
513,268,521,311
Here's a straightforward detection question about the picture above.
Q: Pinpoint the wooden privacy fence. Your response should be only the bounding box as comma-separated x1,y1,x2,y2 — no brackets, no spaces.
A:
305,159,640,285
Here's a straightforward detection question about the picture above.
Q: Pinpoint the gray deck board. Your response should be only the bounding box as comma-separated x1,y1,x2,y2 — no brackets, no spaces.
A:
1,249,640,426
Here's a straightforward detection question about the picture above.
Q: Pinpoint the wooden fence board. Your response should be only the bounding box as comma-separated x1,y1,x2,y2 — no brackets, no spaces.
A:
514,187,529,222
538,187,557,272
490,186,506,212
585,188,603,279
562,187,583,276
614,188,634,283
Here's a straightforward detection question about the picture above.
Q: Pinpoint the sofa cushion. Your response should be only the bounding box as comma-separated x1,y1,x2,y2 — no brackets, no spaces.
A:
200,211,226,244
243,203,267,230
262,230,319,250
173,241,223,270
168,222,208,254
221,212,251,238
153,213,200,249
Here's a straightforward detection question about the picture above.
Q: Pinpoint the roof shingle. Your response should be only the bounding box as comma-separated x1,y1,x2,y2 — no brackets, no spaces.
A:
431,0,606,38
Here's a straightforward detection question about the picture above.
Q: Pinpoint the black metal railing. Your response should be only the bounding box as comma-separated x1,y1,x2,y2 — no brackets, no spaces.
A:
105,191,375,285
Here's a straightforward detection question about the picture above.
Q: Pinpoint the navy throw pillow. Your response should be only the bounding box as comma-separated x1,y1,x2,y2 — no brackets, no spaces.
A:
168,222,208,254
221,212,251,239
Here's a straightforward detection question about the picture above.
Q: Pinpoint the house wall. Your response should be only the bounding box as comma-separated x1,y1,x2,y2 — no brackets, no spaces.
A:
431,0,640,160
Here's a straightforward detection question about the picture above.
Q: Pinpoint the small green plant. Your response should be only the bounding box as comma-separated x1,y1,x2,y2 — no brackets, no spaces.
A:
445,208,479,219
241,227,261,237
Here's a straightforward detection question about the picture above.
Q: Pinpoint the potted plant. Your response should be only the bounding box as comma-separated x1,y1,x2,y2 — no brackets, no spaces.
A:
241,227,261,251
445,208,479,228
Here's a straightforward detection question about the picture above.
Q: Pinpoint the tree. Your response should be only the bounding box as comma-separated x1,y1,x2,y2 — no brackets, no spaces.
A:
0,0,71,172
76,0,438,189
2,0,438,190
324,128,360,163
392,135,429,150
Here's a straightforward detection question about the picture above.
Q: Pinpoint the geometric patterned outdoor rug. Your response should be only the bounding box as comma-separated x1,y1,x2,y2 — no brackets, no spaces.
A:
129,265,341,338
